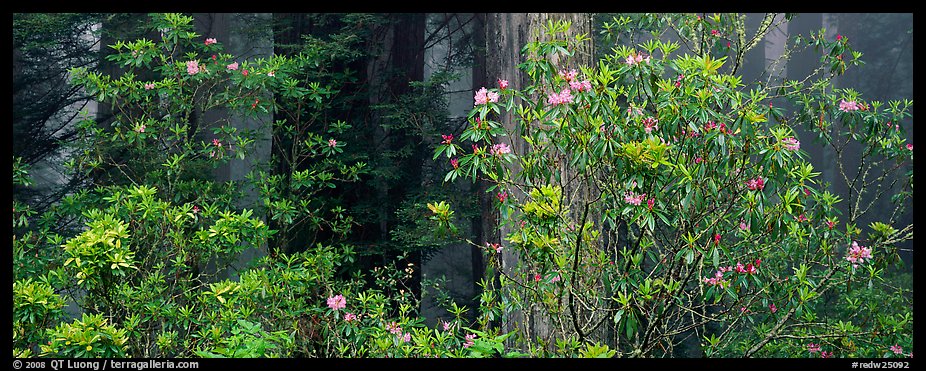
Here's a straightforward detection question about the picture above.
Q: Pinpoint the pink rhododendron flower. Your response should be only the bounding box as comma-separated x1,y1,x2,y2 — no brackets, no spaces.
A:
267,71,275,77
907,143,913,151
745,263,757,275
820,351,833,358
695,157,703,164
796,214,809,222
135,125,146,133
442,321,453,331
547,88,574,106
344,312,357,322
441,134,453,144
891,345,903,354
241,69,249,76
463,334,476,348
642,117,659,134
497,191,508,203
498,78,509,89
782,137,800,151
647,198,655,210
450,158,459,169
703,269,729,288
326,294,346,310
490,143,511,155
551,274,561,283
144,83,155,90
769,303,778,313
487,242,502,253
746,177,765,191
226,62,239,70
474,87,499,106
559,69,578,81
328,139,337,147
623,191,646,206
386,322,402,334
534,273,542,282
836,34,843,41
839,100,860,112
186,60,200,75
711,29,720,36
739,221,749,231
192,205,200,213
808,343,821,353
845,241,873,268
704,121,718,131
826,220,836,229
401,332,411,342
204,38,217,45
735,262,746,274
212,138,222,147
714,233,721,245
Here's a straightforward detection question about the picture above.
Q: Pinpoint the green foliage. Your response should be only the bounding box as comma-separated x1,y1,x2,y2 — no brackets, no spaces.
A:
42,313,129,358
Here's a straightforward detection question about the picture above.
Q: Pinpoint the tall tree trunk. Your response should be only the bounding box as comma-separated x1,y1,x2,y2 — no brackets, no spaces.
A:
481,12,592,350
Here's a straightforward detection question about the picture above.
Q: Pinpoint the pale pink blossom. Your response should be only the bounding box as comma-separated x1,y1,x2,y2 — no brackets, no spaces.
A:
551,274,561,283
442,321,453,331
463,333,476,348
498,78,509,89
144,83,155,90
808,343,821,353
839,100,860,112
402,332,412,342
328,139,337,148
782,137,800,151
845,241,873,268
226,62,239,71
642,117,659,134
487,242,502,253
474,87,499,106
326,294,346,310
890,345,903,355
204,38,217,45
739,221,749,231
623,191,646,206
135,125,146,133
186,60,200,75
560,69,578,81
547,88,574,106
267,71,275,77
212,138,222,148
490,143,511,156
344,312,357,322
386,322,402,335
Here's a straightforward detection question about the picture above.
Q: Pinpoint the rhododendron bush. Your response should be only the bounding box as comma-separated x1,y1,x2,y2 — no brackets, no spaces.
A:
433,16,912,357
